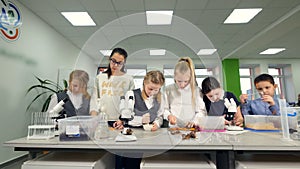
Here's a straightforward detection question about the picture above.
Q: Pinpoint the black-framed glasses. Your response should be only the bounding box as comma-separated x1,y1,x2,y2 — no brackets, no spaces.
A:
110,58,124,66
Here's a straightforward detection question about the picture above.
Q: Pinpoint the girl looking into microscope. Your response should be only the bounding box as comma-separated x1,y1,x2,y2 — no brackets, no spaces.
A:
114,70,165,131
47,69,90,117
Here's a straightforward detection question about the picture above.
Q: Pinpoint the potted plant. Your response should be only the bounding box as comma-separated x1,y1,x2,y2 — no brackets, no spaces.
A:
26,76,68,112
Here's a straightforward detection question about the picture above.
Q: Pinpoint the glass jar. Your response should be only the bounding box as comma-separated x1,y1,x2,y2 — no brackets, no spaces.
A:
94,107,109,140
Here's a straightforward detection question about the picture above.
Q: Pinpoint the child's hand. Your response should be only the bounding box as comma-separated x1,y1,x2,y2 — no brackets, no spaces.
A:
239,94,248,104
142,113,150,124
113,120,124,129
186,122,194,128
261,95,275,106
168,115,177,125
234,114,244,127
90,111,98,116
151,123,159,131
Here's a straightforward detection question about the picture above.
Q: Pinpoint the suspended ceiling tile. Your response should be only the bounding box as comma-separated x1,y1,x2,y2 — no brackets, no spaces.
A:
112,0,144,11
144,0,176,10
205,0,239,9
237,0,272,8
266,0,300,8
18,0,55,12
174,10,204,25
254,8,292,23
198,9,232,24
196,23,221,34
51,0,85,11
175,0,208,10
81,0,114,11
91,11,119,26
117,10,146,23
35,11,70,26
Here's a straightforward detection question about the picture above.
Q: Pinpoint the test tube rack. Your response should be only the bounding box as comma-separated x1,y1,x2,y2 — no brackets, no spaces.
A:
27,112,56,140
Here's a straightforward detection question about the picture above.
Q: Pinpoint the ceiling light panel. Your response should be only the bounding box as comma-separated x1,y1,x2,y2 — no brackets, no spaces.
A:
61,12,96,26
259,48,286,55
224,8,262,24
146,11,173,25
100,50,112,56
150,49,166,55
197,49,217,55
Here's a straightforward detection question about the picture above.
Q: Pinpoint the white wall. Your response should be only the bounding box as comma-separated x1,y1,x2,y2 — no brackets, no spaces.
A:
0,1,96,164
240,59,300,102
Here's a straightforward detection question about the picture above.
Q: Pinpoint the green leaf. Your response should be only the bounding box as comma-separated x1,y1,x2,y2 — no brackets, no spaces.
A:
26,85,57,95
35,75,45,85
45,80,64,91
26,91,51,112
63,79,68,90
27,76,68,112
42,95,52,112
35,76,58,87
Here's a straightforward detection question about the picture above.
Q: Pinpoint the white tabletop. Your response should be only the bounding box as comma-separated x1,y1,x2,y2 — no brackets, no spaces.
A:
4,128,233,151
224,131,299,151
4,128,300,152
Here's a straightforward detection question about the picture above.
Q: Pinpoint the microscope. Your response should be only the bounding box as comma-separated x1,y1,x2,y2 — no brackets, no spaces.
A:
49,97,69,131
49,97,69,119
224,98,243,131
119,91,135,127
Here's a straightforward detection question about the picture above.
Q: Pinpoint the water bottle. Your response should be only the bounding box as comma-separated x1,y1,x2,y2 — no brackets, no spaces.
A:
94,106,109,140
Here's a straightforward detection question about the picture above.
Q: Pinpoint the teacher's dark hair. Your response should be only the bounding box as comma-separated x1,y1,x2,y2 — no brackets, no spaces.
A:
104,48,128,79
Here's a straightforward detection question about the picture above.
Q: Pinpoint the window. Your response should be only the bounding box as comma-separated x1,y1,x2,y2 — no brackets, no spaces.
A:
163,66,214,86
239,65,293,102
126,67,147,89
239,68,253,94
195,68,213,86
163,68,174,86
268,68,284,98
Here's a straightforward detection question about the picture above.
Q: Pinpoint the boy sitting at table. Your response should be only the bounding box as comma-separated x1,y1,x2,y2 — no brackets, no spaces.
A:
240,73,281,115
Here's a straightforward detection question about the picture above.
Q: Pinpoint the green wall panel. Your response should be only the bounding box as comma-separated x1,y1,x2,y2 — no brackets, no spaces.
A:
222,59,241,98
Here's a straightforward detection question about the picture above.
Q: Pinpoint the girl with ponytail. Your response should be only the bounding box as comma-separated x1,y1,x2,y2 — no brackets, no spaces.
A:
163,57,207,128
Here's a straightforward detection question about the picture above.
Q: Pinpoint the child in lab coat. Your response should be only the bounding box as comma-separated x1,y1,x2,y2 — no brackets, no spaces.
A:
163,57,207,128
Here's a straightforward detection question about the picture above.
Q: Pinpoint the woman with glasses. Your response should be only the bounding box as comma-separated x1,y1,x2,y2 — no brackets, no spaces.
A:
89,48,135,123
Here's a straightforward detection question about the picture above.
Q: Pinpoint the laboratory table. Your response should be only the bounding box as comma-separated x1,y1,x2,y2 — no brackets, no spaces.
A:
4,128,300,169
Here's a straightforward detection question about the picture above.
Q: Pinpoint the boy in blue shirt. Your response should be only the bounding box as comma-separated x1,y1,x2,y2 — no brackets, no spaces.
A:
240,73,280,115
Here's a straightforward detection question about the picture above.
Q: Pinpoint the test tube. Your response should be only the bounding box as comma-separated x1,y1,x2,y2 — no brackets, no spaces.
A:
242,91,261,104
279,98,291,140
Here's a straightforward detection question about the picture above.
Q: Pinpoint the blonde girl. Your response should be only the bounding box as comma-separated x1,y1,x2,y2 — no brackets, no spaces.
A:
164,57,207,127
47,69,90,116
114,70,165,131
